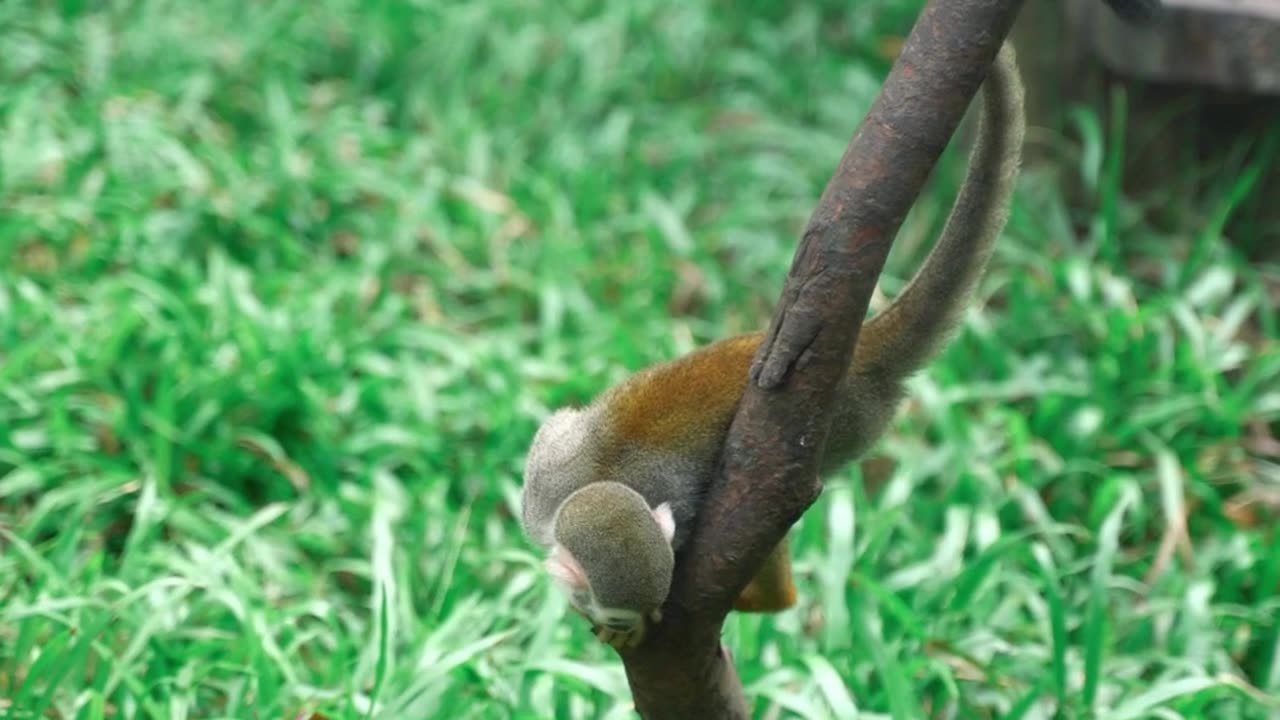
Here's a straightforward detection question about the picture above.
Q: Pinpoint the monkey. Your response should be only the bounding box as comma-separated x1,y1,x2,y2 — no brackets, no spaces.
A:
519,41,1026,651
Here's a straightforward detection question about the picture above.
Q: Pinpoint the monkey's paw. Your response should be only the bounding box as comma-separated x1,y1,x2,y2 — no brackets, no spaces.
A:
593,608,663,650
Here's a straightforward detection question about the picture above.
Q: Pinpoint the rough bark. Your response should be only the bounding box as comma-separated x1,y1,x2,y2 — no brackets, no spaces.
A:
617,1,1028,716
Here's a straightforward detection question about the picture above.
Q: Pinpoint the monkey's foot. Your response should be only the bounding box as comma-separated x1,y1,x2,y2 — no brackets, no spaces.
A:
593,608,663,650
594,625,643,649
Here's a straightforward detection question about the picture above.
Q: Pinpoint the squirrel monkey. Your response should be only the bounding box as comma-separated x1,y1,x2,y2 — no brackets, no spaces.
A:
521,43,1026,649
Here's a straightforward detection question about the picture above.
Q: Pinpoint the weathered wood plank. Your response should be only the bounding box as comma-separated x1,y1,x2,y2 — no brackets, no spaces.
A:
1077,0,1280,94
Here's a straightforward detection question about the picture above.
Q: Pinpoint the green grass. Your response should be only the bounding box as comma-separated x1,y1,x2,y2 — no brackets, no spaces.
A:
1,0,1278,717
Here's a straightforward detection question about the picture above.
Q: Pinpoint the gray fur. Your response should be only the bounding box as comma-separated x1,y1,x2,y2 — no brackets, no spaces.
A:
554,482,674,612
521,406,707,551
520,406,602,547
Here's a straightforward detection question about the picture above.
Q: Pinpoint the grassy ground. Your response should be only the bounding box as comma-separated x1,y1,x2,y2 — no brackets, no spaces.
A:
1,0,1278,718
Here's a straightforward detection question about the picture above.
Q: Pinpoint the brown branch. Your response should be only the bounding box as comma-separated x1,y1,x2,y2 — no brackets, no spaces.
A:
617,0,1028,716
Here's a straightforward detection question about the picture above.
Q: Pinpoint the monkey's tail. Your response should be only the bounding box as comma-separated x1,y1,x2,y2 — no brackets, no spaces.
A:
852,42,1026,377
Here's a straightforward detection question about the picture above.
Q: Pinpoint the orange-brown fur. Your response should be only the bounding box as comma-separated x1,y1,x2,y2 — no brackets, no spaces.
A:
732,537,797,612
604,334,761,456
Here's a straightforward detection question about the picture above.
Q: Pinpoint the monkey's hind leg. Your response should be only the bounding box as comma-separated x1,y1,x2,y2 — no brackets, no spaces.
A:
732,537,798,612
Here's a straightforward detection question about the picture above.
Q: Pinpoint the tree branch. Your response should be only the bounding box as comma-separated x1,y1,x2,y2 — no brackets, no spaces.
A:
618,1,1028,716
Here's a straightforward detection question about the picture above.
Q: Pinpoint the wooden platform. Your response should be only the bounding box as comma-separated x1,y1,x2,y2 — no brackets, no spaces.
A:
1009,0,1279,252
1075,0,1280,95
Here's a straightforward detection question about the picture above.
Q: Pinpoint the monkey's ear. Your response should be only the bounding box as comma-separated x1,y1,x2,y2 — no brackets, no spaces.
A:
545,544,588,591
652,502,676,543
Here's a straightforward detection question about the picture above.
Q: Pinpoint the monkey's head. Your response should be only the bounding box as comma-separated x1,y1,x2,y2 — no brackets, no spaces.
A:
546,481,675,631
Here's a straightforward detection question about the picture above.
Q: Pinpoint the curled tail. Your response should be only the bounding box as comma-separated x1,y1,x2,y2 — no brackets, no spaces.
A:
822,43,1025,470
853,43,1025,377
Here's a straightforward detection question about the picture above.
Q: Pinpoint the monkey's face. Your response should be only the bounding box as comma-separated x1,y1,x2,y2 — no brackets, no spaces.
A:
545,543,647,632
547,549,658,650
